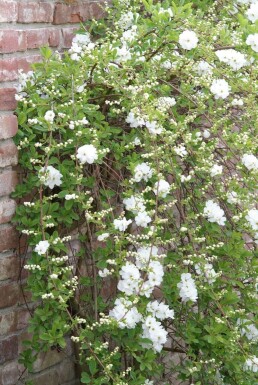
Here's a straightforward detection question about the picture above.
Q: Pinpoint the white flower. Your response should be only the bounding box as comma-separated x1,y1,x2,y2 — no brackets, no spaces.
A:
98,268,110,278
232,98,244,106
246,2,258,22
238,319,258,341
244,356,258,372
159,7,173,18
50,273,58,279
97,233,110,241
65,194,77,200
227,191,239,204
154,180,170,198
174,144,187,157
76,144,98,164
210,79,230,99
177,273,198,302
114,217,132,232
116,45,132,62
147,301,174,320
195,263,217,284
144,380,154,385
210,164,223,177
39,166,62,189
246,33,258,52
135,246,159,268
203,129,211,138
123,195,146,213
134,163,153,182
246,209,258,231
145,120,163,135
44,110,55,123
126,111,145,128
35,240,50,255
215,49,247,71
135,211,152,227
73,33,91,45
118,11,134,29
242,154,258,171
121,26,137,42
178,30,198,50
142,316,168,352
203,200,226,226
196,60,213,76
156,96,176,111
147,261,164,287
109,298,142,329
117,262,141,295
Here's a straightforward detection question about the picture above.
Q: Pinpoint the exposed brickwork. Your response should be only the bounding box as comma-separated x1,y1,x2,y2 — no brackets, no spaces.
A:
0,1,104,383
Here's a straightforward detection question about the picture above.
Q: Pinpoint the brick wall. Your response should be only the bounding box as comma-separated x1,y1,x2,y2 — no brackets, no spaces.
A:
0,1,104,384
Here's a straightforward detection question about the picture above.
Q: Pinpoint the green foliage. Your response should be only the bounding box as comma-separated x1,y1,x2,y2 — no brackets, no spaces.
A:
14,0,258,384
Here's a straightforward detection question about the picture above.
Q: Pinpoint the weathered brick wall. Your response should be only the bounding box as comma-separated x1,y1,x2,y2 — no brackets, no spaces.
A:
0,1,104,384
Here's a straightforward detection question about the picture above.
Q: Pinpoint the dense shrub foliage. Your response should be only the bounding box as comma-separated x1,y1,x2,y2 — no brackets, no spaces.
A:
14,0,258,384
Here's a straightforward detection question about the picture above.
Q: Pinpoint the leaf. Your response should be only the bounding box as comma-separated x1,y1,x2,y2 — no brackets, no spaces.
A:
81,372,91,384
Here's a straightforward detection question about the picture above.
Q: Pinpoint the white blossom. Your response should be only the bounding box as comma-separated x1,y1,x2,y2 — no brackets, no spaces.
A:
195,263,217,284
44,110,55,123
109,298,142,328
65,194,77,200
246,209,258,231
154,180,170,198
142,316,168,352
147,301,174,320
135,211,152,227
39,166,62,189
114,217,132,232
134,163,153,182
244,356,258,372
123,195,146,213
35,240,50,255
242,154,258,171
246,2,258,22
246,33,258,52
204,200,226,226
210,79,230,99
177,273,198,302
76,144,98,164
215,49,247,70
97,233,110,241
196,60,213,76
179,30,198,50
210,164,223,177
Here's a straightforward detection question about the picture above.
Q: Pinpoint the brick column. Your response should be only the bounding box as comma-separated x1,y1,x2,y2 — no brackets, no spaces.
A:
0,1,104,384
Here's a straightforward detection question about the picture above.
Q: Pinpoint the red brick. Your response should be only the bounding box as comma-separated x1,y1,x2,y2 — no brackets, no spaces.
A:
0,226,18,253
18,2,54,23
62,27,77,48
0,89,17,111
0,199,16,225
0,254,18,281
1,360,21,385
0,30,26,54
48,29,61,47
53,1,105,24
0,308,30,337
0,336,18,364
0,140,18,168
0,56,41,82
0,1,17,22
0,281,19,309
0,171,18,197
0,115,18,140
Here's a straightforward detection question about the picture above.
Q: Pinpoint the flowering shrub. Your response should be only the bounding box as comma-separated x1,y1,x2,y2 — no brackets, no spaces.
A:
14,0,258,384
